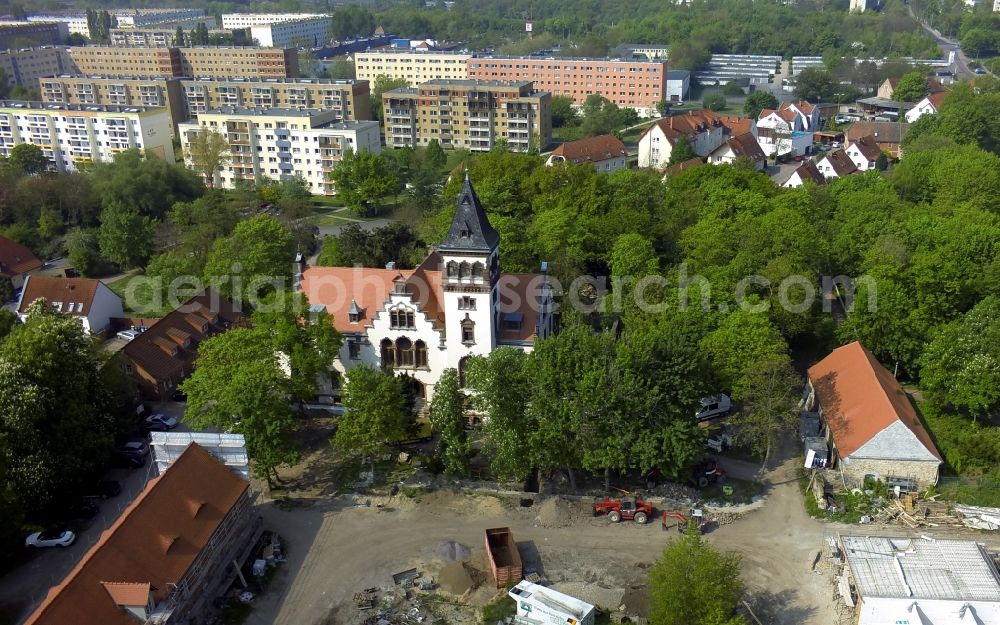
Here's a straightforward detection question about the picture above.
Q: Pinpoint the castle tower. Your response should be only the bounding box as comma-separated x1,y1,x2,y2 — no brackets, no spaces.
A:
438,174,501,367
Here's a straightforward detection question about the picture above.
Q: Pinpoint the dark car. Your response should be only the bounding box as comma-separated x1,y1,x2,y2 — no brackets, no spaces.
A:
170,389,187,402
113,440,149,468
65,500,99,520
84,480,122,500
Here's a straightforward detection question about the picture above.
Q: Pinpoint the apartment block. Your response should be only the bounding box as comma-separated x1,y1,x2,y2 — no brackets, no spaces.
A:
0,21,68,49
181,77,369,121
467,56,667,117
250,17,331,48
354,50,472,87
0,100,174,172
29,9,207,36
383,79,551,152
110,28,176,47
0,46,76,90
68,46,299,79
178,107,380,194
40,75,186,133
221,13,328,29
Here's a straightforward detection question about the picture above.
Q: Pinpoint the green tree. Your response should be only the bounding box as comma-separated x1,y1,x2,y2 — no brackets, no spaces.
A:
703,93,727,111
551,95,579,127
37,207,64,241
329,149,401,215
371,74,409,121
174,26,185,45
203,214,296,302
97,201,156,269
329,59,356,80
333,365,411,471
186,129,231,188
0,300,117,514
467,348,533,482
668,135,697,166
649,525,745,625
64,228,102,277
89,149,203,219
609,232,658,278
425,139,447,170
428,368,470,476
8,144,48,175
743,91,779,118
181,328,299,483
0,279,12,305
920,296,1000,418
893,71,928,102
729,358,800,466
701,310,790,398
794,67,836,102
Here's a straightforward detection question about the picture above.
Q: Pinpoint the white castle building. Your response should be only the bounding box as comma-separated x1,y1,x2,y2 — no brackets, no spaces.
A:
301,176,555,398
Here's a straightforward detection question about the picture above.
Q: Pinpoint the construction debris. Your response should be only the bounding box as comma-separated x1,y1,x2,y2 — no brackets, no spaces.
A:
857,493,1000,530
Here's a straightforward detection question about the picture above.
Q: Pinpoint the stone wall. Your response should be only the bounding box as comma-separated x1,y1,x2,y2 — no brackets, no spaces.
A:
841,456,940,488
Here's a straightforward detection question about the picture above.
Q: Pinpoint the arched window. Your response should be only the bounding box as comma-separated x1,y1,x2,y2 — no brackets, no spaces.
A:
446,261,458,278
458,356,470,388
380,338,395,368
396,337,414,367
414,340,427,368
472,262,484,281
459,261,470,279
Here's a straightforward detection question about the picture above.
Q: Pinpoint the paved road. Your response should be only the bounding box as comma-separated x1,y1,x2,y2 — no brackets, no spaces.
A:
906,4,977,78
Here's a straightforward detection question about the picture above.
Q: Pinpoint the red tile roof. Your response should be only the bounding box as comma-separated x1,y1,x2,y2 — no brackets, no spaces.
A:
759,108,797,125
720,132,765,161
641,110,722,143
807,342,941,460
550,134,627,164
0,235,42,278
24,444,250,625
790,160,825,186
849,134,882,161
663,157,704,175
927,91,947,110
719,116,753,136
820,148,858,177
17,276,104,316
101,582,150,607
121,288,242,383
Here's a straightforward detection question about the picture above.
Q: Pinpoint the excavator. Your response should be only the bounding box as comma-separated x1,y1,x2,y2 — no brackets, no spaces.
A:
661,508,709,533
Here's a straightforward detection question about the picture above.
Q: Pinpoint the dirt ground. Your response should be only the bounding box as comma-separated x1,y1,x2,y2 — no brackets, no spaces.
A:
242,441,846,625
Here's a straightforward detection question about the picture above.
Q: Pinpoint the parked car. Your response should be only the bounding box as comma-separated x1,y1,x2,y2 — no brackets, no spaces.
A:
65,500,99,520
975,67,987,75
25,529,76,548
170,389,187,402
83,480,121,500
116,330,139,341
695,394,733,422
113,440,149,468
141,413,178,431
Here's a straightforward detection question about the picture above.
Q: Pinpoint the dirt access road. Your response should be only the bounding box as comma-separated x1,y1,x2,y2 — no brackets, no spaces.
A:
245,451,839,625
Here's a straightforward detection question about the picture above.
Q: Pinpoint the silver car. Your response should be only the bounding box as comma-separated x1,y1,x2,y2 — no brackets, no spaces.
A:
25,529,76,548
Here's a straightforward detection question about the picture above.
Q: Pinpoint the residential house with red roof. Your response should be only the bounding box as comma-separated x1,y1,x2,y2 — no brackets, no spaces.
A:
662,157,704,177
904,91,947,123
779,100,820,131
756,106,813,158
120,287,243,399
545,134,628,173
16,275,123,335
816,148,859,179
804,342,942,487
23,443,261,625
782,159,826,188
844,134,883,171
301,176,555,398
637,110,727,169
0,235,42,290
707,131,767,170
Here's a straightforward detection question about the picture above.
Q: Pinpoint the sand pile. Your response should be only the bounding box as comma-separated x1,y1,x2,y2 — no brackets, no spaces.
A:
534,496,574,527
435,539,472,561
438,561,487,595
471,495,508,517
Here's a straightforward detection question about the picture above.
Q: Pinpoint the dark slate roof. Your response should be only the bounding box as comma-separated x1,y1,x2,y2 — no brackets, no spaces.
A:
438,174,500,253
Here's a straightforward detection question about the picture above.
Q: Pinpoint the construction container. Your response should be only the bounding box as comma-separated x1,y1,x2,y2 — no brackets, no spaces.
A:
484,527,522,588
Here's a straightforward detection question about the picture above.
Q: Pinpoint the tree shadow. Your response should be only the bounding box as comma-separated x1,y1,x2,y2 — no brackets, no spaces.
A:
743,587,816,625
516,540,545,578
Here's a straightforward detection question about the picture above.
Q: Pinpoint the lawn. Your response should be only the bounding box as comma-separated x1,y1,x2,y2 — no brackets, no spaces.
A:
106,272,172,317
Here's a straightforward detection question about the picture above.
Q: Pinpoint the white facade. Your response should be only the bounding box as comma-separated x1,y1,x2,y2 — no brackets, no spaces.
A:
905,96,940,122
301,177,555,399
354,50,472,87
221,13,327,29
16,276,124,335
0,100,174,172
638,114,727,169
27,15,90,36
178,107,380,194
665,70,690,102
509,581,596,625
29,9,206,35
249,18,331,48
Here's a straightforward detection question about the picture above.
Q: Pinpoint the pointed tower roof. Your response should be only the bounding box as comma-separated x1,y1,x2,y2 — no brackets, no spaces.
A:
438,174,500,253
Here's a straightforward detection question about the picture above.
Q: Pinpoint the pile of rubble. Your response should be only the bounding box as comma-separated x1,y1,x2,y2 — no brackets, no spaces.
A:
354,570,438,625
864,494,1000,530
710,511,743,526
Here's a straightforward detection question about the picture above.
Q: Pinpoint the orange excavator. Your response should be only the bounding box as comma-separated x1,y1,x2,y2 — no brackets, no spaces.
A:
661,508,709,532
